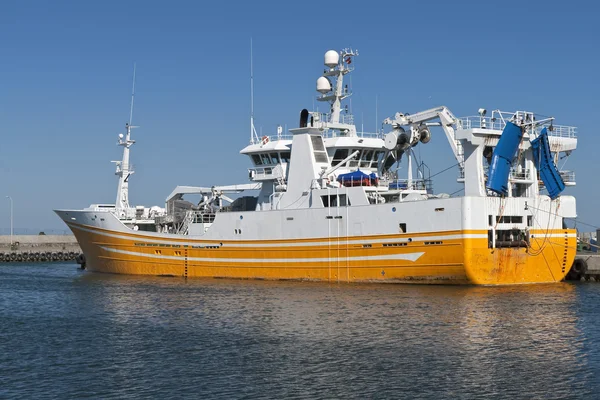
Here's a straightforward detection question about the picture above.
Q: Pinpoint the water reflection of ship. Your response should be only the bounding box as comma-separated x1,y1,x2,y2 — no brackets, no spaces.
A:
82,274,579,340
79,275,591,396
453,284,588,396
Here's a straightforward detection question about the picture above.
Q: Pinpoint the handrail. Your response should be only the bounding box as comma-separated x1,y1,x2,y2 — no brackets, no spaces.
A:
458,116,577,138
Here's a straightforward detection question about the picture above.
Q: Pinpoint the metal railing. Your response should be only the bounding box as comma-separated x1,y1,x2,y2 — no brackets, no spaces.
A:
459,166,533,181
340,114,354,125
560,170,576,183
355,131,383,139
460,165,576,185
389,178,432,192
253,129,383,142
458,116,577,138
192,212,216,223
509,168,532,181
249,165,284,180
114,162,135,174
174,210,218,235
251,133,293,144
175,210,196,235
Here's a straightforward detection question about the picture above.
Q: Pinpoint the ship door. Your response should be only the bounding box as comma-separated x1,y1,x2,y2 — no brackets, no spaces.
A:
324,190,349,282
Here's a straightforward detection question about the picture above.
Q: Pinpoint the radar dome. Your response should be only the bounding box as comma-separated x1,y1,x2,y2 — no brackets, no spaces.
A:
316,77,332,94
324,50,339,68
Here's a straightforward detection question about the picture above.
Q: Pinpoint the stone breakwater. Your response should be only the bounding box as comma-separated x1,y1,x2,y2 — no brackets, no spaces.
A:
0,235,82,263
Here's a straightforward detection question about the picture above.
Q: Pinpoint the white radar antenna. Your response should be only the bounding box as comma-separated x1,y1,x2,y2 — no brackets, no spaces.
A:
314,48,358,136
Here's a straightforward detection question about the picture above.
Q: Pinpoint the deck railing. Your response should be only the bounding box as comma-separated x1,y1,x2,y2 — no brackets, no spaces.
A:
559,170,576,183
458,116,577,138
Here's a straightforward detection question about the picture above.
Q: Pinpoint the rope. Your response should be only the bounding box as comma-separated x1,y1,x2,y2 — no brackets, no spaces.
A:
493,197,507,231
526,203,599,230
280,183,314,210
429,163,459,179
526,201,556,256
538,241,556,281
579,240,600,250
524,202,564,281
450,188,464,197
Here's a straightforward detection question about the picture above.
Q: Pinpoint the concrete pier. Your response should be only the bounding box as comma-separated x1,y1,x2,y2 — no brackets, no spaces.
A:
0,235,81,263
567,253,600,282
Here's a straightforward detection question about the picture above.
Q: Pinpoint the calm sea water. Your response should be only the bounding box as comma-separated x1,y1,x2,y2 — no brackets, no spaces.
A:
1,263,599,399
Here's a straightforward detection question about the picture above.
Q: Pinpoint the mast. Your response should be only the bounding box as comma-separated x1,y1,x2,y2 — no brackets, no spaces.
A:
375,94,378,134
250,38,258,144
315,48,358,136
114,63,137,217
330,57,344,124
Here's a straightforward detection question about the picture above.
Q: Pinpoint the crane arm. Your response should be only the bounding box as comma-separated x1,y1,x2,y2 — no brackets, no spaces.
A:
383,106,464,171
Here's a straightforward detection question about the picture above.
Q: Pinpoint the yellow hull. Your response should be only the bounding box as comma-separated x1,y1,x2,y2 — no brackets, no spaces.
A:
67,221,576,285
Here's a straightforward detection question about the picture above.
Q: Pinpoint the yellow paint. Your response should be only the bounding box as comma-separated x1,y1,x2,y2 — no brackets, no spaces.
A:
68,222,576,285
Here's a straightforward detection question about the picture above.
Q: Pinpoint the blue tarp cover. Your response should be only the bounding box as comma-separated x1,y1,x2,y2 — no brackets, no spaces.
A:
487,121,523,195
337,170,377,182
531,127,565,200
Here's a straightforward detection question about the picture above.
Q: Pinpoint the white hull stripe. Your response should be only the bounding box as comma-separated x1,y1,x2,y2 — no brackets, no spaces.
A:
530,234,577,238
69,223,489,248
100,246,426,263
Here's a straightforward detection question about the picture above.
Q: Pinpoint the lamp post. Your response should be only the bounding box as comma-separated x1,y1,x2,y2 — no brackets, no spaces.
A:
5,196,13,246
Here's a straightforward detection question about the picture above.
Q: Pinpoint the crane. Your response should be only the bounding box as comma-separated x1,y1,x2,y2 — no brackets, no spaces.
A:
381,106,464,176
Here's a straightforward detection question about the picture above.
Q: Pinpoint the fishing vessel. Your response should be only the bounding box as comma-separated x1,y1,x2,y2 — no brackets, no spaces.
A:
56,49,578,284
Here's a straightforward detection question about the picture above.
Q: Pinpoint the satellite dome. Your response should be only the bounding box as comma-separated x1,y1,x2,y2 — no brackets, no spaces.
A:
324,50,339,68
316,76,331,94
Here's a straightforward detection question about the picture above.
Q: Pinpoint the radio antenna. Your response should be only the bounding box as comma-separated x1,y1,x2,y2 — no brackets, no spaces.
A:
375,94,378,134
250,39,258,144
129,63,136,126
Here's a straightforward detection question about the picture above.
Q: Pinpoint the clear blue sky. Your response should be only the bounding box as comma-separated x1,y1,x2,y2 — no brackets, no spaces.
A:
1,0,598,232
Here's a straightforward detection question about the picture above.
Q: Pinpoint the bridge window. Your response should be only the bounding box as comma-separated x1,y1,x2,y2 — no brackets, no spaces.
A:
270,153,279,164
280,152,291,163
347,149,360,167
332,149,349,166
372,150,383,170
252,154,262,165
360,150,374,168
260,153,271,165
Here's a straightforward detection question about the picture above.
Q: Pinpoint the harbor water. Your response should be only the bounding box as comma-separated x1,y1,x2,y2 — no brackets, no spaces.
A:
1,263,600,399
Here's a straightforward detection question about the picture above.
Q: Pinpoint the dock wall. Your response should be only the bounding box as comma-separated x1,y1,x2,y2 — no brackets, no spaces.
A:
0,235,81,262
